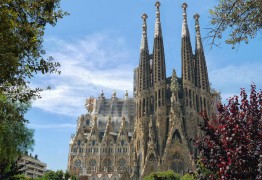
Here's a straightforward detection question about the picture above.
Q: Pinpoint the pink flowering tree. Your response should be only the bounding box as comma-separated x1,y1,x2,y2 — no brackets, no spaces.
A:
195,84,262,179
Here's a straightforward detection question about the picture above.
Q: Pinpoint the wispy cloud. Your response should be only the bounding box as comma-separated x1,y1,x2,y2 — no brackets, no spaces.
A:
31,33,261,118
31,33,135,117
29,123,76,129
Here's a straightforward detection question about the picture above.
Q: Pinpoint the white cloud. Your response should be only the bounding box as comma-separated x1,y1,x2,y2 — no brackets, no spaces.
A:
31,33,135,117
31,33,262,118
29,123,76,129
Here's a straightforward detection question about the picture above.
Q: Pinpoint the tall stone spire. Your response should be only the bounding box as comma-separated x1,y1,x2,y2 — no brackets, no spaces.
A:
153,1,167,158
194,13,210,92
137,13,151,118
181,3,194,84
153,1,166,92
138,13,150,93
140,13,148,51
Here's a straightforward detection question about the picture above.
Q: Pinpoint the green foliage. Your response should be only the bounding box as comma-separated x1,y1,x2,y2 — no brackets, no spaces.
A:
193,160,216,179
0,157,25,180
0,97,34,162
14,174,31,180
71,175,77,180
180,174,195,180
0,0,67,179
0,0,68,103
43,170,58,180
143,170,180,180
208,0,261,48
64,171,70,180
56,170,64,180
35,170,72,180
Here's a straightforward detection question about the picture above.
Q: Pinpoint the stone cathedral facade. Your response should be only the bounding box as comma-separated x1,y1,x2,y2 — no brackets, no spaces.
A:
67,2,220,179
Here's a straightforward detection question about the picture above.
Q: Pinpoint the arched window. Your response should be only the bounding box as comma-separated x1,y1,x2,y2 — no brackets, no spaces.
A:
92,140,96,146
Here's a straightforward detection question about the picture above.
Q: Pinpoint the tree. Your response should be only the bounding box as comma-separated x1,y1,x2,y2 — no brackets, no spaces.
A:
0,96,34,162
43,171,58,180
207,0,261,48
0,157,25,180
0,100,34,179
180,174,195,180
56,170,64,180
64,171,70,180
0,0,66,177
0,0,68,103
194,84,262,179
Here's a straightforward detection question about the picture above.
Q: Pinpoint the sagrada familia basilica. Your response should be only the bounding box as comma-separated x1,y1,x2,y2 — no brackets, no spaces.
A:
67,2,220,179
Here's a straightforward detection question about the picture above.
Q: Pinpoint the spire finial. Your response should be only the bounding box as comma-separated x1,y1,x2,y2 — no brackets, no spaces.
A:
194,13,203,50
142,13,148,21
140,13,148,50
194,13,200,32
141,13,148,33
155,1,161,18
181,3,189,37
154,1,162,37
155,1,161,8
182,2,188,12
182,3,188,22
194,13,200,20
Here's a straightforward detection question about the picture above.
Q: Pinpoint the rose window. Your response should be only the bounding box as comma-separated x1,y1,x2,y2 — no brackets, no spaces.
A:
74,159,82,167
89,159,96,167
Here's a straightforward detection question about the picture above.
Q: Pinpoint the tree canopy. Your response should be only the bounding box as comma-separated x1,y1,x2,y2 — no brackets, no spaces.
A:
0,0,68,103
0,97,34,162
208,0,262,48
194,84,262,179
0,0,67,177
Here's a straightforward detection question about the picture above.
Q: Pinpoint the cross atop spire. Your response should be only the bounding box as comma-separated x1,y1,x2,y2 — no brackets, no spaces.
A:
154,1,162,37
194,13,200,27
194,13,200,35
182,2,188,11
155,1,161,16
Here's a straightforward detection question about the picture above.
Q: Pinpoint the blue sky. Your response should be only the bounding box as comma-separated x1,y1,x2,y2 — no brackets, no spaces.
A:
25,0,262,171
